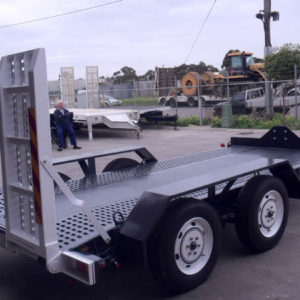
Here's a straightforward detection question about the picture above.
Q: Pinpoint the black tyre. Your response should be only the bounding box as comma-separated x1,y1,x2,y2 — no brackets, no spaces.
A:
187,97,196,107
148,199,222,293
102,158,139,172
235,175,289,253
169,98,176,108
200,97,206,106
159,98,166,106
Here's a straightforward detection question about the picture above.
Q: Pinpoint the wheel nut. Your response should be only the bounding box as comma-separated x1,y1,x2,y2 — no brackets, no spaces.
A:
186,245,190,249
193,252,197,255
195,237,199,240
188,252,191,256
197,244,200,248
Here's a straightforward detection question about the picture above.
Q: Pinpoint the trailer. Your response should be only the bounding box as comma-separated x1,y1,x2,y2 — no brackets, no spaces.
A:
49,107,140,140
1,49,300,294
49,106,174,141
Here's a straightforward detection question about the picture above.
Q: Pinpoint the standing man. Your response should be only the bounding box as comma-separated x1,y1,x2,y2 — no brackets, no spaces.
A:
54,100,81,151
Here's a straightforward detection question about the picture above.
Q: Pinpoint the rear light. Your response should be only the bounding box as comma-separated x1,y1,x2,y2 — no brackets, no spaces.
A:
98,261,106,270
76,261,88,274
62,251,96,285
220,143,225,147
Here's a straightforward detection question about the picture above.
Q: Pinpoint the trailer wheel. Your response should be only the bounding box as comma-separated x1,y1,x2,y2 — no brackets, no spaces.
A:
187,97,196,107
169,98,176,108
102,158,139,172
235,175,289,253
159,98,166,106
148,200,221,293
200,97,206,106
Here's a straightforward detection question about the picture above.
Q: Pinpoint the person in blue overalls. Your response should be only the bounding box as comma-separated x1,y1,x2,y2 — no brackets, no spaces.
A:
54,100,81,151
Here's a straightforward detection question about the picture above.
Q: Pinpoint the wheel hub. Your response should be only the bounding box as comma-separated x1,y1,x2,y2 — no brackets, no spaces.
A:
174,217,213,275
190,241,197,251
180,228,204,264
258,190,284,238
261,199,277,228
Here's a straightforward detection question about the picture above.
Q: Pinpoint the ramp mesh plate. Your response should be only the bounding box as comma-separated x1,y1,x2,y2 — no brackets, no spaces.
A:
56,197,139,250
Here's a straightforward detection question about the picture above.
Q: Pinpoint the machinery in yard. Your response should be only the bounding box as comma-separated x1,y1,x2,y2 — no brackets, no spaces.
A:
221,51,265,82
155,51,265,108
155,67,225,107
1,48,300,294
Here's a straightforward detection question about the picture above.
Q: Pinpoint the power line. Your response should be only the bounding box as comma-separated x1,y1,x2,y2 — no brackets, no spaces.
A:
184,0,217,64
0,0,124,29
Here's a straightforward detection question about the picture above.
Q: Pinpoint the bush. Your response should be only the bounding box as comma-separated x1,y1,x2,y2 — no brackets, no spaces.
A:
211,117,222,128
211,113,300,130
177,116,199,127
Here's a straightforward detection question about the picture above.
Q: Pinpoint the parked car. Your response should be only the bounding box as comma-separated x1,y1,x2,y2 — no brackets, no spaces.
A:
101,95,122,106
213,88,265,116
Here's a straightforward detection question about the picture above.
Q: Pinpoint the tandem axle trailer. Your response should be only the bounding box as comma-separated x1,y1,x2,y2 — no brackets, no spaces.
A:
0,49,300,293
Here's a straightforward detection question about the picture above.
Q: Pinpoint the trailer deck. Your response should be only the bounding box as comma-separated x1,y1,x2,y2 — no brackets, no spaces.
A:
1,143,300,251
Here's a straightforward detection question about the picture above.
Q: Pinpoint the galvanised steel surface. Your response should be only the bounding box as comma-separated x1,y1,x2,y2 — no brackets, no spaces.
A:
34,145,300,249
1,134,300,251
0,49,59,262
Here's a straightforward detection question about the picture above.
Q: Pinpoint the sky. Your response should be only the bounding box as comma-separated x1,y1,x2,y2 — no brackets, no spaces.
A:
0,0,299,80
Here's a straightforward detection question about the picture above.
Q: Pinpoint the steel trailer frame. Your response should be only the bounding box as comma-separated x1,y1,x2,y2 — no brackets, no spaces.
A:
1,49,300,291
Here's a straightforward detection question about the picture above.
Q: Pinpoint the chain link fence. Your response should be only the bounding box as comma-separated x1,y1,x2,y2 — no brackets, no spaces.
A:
48,74,300,128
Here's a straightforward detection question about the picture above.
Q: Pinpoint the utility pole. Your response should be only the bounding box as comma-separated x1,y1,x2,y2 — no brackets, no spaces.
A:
256,0,279,119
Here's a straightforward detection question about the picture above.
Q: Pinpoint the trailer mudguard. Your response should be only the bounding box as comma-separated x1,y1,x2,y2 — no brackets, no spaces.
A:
120,191,171,242
270,162,300,199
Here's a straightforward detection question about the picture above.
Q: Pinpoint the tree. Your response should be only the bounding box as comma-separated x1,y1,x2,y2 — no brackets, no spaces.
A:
265,44,300,116
265,43,300,80
112,66,137,83
174,61,219,80
253,57,264,64
144,69,155,81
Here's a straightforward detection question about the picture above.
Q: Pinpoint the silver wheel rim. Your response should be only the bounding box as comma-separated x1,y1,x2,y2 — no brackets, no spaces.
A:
174,217,213,275
257,190,284,238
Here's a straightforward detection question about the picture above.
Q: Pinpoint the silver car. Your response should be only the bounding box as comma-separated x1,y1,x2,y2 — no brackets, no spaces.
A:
101,95,122,106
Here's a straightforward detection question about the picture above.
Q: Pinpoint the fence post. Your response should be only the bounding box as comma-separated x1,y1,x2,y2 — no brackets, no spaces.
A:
226,71,230,102
197,77,203,126
133,80,137,107
174,76,178,116
295,64,298,121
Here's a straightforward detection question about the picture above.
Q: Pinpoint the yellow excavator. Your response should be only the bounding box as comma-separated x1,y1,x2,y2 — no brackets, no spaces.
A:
180,51,265,98
220,51,265,82
156,51,265,107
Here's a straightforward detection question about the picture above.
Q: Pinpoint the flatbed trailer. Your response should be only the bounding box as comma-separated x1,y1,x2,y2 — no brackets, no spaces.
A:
1,49,300,294
49,106,174,141
49,107,140,140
